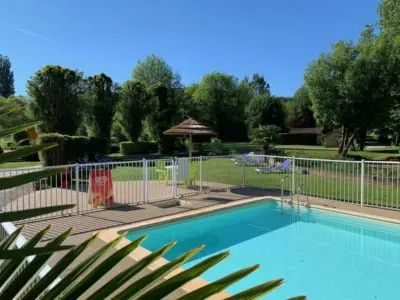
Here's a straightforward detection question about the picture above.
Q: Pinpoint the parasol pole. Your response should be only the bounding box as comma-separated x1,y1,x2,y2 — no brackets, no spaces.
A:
189,134,193,158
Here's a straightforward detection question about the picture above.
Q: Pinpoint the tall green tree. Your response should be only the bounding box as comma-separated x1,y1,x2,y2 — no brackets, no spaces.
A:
149,84,177,153
288,86,315,128
246,94,285,130
192,72,247,141
305,27,398,155
114,81,149,141
379,0,400,37
250,73,270,96
0,55,15,97
84,73,118,138
132,54,181,88
28,65,84,135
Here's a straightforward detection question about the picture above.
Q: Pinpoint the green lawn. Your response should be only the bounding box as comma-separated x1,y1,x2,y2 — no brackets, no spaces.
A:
280,147,400,161
0,161,42,169
108,157,399,209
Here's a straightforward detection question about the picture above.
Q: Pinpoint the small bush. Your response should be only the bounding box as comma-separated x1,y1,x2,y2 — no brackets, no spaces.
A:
39,133,68,166
110,143,120,154
39,134,92,165
88,137,111,161
13,131,30,145
120,141,157,155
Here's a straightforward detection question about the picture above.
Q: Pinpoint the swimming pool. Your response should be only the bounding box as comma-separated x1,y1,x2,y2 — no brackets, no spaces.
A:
125,200,400,299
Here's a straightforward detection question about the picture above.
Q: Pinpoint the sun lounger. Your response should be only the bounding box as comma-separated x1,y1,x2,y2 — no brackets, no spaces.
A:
255,159,292,173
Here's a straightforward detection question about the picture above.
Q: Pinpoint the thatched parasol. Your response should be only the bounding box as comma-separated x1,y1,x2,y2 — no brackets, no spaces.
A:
163,118,216,157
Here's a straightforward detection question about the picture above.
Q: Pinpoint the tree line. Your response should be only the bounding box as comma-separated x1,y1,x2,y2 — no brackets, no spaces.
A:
1,54,309,154
0,0,399,157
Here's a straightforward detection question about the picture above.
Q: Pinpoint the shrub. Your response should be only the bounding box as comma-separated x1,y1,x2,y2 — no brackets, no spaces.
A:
110,143,120,154
120,141,157,155
39,134,90,166
88,137,111,160
39,133,68,166
13,130,30,145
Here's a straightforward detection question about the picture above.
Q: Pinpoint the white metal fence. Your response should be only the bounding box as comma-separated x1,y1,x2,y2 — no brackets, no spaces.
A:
2,155,400,220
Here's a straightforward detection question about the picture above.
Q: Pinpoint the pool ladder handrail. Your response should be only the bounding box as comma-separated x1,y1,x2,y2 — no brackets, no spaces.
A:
297,184,310,208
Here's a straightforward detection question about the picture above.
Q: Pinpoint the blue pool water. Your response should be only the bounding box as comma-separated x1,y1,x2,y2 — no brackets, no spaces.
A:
125,201,400,299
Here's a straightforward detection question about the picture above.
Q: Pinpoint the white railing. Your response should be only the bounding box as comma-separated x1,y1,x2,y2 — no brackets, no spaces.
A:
2,155,400,221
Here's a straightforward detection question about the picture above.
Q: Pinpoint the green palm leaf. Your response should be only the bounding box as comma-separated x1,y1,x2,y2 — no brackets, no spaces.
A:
0,143,57,164
179,264,260,300
113,245,204,299
87,241,176,300
41,233,127,300
0,225,51,288
0,225,24,250
59,235,146,300
20,233,99,300
137,251,230,300
0,104,22,116
225,278,284,300
0,121,41,138
0,205,75,223
0,167,66,191
0,228,73,299
288,296,307,300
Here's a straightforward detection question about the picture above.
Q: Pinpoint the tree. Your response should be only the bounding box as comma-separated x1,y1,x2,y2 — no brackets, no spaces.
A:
0,96,32,130
305,28,398,156
149,84,177,153
114,80,149,141
379,0,400,37
132,54,181,88
288,86,315,128
250,73,270,96
385,104,400,145
27,65,84,135
251,124,281,155
192,72,247,141
0,55,15,97
246,94,286,129
84,73,118,138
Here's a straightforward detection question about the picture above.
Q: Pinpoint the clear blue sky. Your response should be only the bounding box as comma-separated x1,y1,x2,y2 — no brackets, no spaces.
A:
2,0,380,96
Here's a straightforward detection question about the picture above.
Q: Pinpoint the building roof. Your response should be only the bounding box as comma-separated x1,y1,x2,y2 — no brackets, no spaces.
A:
163,118,216,136
288,128,323,135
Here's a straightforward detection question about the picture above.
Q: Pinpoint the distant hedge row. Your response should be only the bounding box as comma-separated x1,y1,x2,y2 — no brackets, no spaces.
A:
39,133,110,166
119,141,157,155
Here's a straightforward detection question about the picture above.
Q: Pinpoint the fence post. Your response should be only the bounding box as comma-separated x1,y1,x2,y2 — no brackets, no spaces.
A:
291,156,296,198
75,164,80,214
142,159,148,204
199,156,203,193
242,155,246,187
360,159,365,207
172,157,177,198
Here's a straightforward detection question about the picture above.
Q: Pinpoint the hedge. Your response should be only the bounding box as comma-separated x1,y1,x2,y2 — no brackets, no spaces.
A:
39,134,111,166
88,137,111,161
120,142,157,155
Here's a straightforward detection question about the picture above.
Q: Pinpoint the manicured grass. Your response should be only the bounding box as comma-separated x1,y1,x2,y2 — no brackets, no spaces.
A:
280,147,400,161
109,157,400,208
0,161,42,169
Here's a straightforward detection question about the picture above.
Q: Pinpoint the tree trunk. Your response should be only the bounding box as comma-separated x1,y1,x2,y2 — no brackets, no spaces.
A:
341,129,359,157
338,127,347,155
357,128,367,151
262,144,268,155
